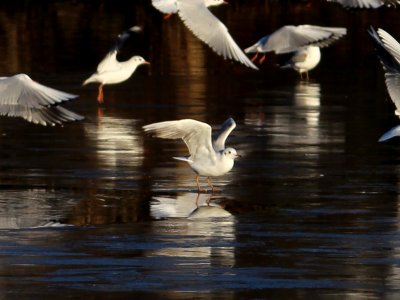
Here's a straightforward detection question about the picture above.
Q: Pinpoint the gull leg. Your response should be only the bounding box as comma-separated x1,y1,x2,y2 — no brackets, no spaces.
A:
207,176,216,194
163,13,172,20
97,84,104,104
196,175,202,193
305,71,309,81
251,53,259,62
259,54,266,64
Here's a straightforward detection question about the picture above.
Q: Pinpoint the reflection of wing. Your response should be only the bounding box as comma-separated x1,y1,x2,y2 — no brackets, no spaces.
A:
143,119,214,160
189,206,232,219
177,0,258,70
151,193,211,219
213,118,236,152
0,74,83,126
152,0,178,14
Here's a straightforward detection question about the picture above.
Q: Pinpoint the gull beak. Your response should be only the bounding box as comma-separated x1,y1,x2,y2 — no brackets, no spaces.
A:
223,1,229,4
235,154,242,159
143,61,151,65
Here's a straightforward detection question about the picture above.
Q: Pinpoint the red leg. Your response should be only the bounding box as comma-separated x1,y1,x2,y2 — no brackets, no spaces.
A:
251,53,259,62
163,13,172,20
206,176,215,193
259,54,266,64
97,84,104,104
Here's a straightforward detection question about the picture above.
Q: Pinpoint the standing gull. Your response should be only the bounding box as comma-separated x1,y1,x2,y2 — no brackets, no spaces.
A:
369,27,400,142
153,0,257,70
82,26,150,104
0,73,83,126
245,25,347,79
143,118,240,193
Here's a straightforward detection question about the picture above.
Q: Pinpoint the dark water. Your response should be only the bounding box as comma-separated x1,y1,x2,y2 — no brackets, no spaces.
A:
1,1,400,299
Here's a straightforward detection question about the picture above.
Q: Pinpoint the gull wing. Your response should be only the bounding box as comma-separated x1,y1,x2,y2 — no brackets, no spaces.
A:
369,27,400,141
369,28,400,115
177,0,258,70
212,117,236,152
143,119,214,160
0,74,84,125
152,0,178,14
260,25,347,54
97,26,142,74
326,0,398,8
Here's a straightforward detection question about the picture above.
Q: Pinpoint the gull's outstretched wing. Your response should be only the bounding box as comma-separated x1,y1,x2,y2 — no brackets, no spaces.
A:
143,119,214,159
327,0,399,8
177,0,258,70
213,117,236,152
246,25,347,55
152,0,178,14
97,26,142,74
369,27,400,141
0,74,84,126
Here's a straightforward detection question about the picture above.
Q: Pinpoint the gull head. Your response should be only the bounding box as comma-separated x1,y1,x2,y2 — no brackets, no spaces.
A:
129,56,151,66
223,147,240,160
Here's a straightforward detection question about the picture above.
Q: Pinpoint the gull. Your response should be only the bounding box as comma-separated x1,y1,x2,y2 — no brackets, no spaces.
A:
0,73,84,126
155,0,258,70
244,25,347,78
326,0,399,8
152,0,227,19
369,27,400,142
82,26,150,104
143,118,240,193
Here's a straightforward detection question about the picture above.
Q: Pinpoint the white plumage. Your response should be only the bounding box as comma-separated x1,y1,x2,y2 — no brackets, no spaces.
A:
152,0,258,70
143,118,239,192
244,25,347,78
326,0,399,8
83,26,149,103
369,27,400,142
0,74,83,126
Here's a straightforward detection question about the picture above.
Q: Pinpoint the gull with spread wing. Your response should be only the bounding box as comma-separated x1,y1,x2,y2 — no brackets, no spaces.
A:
152,0,227,19
143,118,239,193
83,26,150,104
0,73,83,126
245,25,347,79
369,27,400,142
153,0,257,70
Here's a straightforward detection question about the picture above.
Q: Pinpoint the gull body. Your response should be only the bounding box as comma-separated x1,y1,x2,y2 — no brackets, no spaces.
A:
244,24,346,77
369,27,400,142
143,118,239,192
82,26,149,104
0,73,83,126
281,46,321,80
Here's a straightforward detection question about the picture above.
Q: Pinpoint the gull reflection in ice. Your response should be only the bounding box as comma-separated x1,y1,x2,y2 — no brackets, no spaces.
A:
0,189,77,229
149,192,235,267
151,192,232,219
83,116,144,171
293,81,321,127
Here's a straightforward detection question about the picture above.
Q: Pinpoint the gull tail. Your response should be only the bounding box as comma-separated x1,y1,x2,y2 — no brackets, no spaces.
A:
82,74,98,86
379,125,400,142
